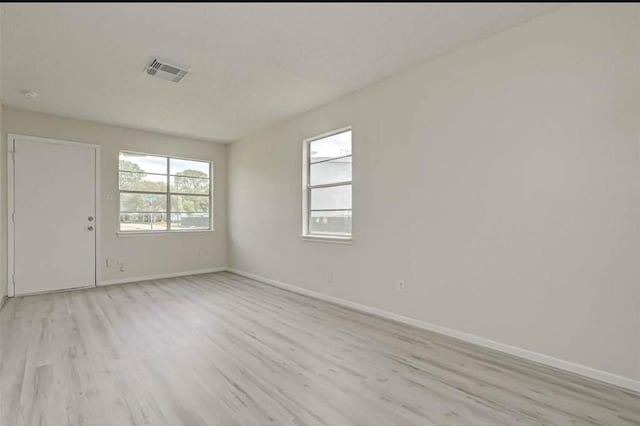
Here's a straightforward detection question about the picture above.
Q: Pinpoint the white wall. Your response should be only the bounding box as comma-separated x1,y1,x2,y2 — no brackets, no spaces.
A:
2,107,228,290
228,3,640,382
0,5,4,302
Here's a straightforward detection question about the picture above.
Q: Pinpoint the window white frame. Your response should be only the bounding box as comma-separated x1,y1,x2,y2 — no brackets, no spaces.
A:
118,151,213,234
302,126,352,242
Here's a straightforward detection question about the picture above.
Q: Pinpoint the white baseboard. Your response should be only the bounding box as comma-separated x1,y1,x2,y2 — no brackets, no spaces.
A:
227,268,640,394
100,267,228,286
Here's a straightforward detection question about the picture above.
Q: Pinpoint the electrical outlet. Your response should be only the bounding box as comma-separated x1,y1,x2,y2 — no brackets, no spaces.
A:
116,259,126,272
397,280,406,292
328,271,334,284
106,258,114,268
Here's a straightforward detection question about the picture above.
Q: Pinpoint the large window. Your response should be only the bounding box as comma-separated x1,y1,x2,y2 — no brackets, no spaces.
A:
118,152,212,232
303,128,352,239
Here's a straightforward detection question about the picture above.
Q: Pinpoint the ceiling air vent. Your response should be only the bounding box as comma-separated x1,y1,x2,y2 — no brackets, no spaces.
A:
144,59,190,83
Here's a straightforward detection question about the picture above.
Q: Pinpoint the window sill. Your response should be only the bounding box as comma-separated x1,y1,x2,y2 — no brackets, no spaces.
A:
300,235,352,245
117,229,215,237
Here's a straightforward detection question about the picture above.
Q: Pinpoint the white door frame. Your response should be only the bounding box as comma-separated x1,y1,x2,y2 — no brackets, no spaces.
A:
6,134,101,297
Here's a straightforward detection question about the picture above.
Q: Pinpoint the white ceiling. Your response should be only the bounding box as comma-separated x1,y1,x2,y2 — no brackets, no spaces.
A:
2,3,561,142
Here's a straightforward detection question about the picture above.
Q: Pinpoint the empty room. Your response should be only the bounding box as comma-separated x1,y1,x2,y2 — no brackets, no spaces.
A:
0,3,639,425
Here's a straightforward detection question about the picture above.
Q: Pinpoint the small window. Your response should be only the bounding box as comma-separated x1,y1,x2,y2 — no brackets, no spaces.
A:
303,128,352,239
118,152,212,232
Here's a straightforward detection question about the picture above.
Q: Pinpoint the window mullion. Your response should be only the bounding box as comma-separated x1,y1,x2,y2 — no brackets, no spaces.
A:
119,170,168,177
308,180,352,190
309,154,352,165
167,192,209,197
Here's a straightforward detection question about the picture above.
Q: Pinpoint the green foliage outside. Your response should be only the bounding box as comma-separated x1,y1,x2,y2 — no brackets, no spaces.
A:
119,159,209,214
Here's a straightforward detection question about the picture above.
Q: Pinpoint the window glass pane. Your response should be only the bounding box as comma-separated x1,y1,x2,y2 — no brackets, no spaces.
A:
310,130,351,164
310,185,352,210
170,158,210,177
310,156,351,186
120,193,167,213
118,152,213,232
119,152,167,174
170,213,210,230
119,172,167,192
170,176,210,195
171,195,210,213
309,210,352,235
120,213,167,231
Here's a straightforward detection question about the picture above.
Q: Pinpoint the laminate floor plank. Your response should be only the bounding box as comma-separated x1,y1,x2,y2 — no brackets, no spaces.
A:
1,272,639,425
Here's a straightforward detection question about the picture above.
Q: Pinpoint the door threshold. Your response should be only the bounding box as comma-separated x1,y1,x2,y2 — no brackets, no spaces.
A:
14,284,97,298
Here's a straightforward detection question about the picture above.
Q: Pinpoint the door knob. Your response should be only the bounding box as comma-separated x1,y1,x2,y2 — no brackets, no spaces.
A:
88,216,94,221
88,226,94,231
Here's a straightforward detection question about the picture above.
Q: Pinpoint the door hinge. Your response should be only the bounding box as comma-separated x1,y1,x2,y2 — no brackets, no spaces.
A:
11,212,15,223
12,274,15,285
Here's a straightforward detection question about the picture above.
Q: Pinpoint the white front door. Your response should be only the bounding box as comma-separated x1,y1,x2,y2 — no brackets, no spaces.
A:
11,136,97,296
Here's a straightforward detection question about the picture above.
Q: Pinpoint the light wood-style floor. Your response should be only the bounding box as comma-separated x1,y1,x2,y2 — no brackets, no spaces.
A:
1,272,639,426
